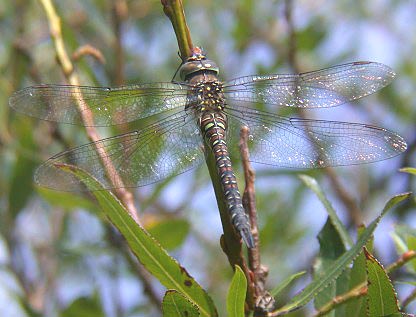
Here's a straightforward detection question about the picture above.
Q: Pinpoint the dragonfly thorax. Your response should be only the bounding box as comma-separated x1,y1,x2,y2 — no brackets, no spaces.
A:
192,81,226,112
179,58,219,81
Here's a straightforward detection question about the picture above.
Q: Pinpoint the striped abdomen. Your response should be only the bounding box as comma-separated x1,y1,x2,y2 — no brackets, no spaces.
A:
199,111,254,248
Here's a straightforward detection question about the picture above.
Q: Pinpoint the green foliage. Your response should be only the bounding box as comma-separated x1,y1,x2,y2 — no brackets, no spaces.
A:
8,117,38,217
273,192,410,315
364,248,401,316
299,174,352,247
60,164,218,317
147,218,191,251
345,227,373,317
313,218,349,316
226,266,247,317
162,290,200,317
61,295,105,317
270,271,306,298
2,1,415,317
391,224,416,273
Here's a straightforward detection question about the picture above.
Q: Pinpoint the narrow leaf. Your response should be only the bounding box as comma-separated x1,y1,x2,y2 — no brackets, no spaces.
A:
272,192,410,315
147,218,190,250
365,248,400,316
400,167,416,176
61,296,104,317
299,174,352,247
270,271,306,298
226,265,247,317
60,164,217,317
162,290,200,317
37,187,98,211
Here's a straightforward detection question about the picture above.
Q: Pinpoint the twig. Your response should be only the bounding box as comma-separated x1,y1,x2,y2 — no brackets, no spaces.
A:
39,0,139,222
239,126,274,313
402,287,416,309
72,44,106,64
386,250,416,273
111,0,127,85
284,0,298,72
312,283,367,317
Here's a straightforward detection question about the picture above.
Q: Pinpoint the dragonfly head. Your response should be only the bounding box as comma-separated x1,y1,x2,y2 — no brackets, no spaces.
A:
179,47,219,81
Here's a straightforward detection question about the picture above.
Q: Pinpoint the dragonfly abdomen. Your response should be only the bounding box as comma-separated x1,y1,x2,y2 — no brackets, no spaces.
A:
200,111,254,248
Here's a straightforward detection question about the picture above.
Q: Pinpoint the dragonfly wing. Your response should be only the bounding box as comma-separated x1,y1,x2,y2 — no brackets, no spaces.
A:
223,62,395,108
9,82,191,126
225,105,407,168
35,111,204,191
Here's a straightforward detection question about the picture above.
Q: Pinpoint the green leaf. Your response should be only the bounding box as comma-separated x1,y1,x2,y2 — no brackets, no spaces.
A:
226,265,247,317
271,192,411,315
37,187,98,212
299,174,353,247
59,164,218,317
364,248,400,316
400,167,416,176
147,218,190,250
61,296,104,317
162,290,200,317
345,226,374,317
270,271,306,298
8,117,38,217
391,225,416,272
313,218,349,316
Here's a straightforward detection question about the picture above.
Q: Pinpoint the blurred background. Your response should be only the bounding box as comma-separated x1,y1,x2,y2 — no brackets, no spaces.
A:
0,0,415,316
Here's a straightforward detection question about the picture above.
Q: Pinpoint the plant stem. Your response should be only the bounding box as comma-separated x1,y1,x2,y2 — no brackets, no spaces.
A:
38,0,139,222
161,0,193,60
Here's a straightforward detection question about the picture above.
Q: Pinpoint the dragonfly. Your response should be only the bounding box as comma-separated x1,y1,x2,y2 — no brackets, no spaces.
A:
9,47,407,248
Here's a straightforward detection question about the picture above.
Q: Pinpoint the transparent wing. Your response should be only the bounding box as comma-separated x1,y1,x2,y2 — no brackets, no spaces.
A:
35,111,204,191
225,106,407,168
9,82,191,126
223,62,395,108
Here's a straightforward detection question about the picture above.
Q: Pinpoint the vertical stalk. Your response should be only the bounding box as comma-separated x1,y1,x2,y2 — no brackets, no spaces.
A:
38,0,139,222
161,0,253,307
161,0,193,61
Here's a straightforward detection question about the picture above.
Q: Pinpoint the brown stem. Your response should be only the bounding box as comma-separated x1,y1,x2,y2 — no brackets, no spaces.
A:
239,126,274,313
284,0,298,72
112,0,127,85
402,287,416,309
312,283,367,317
72,44,106,64
386,250,416,273
38,0,139,222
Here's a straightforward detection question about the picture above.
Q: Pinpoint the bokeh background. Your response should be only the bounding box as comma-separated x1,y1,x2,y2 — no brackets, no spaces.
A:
0,0,415,316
